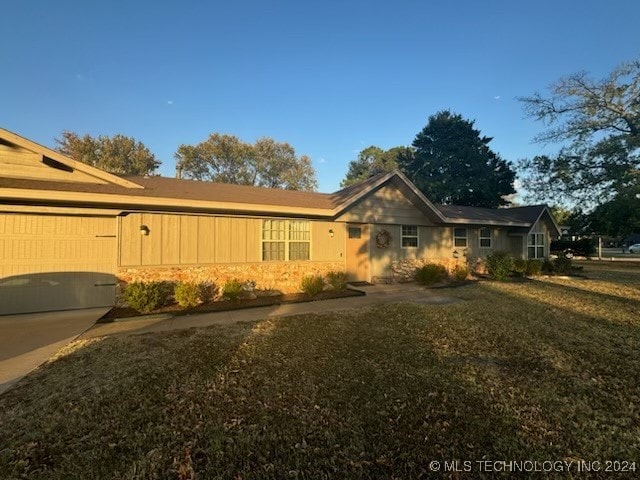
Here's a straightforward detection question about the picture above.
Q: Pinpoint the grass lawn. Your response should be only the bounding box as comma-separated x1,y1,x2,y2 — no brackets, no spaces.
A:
1,262,639,478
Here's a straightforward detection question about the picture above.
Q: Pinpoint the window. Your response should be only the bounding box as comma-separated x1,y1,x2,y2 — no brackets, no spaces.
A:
528,233,545,259
479,228,492,248
348,227,361,239
454,227,468,247
401,225,418,247
262,219,310,261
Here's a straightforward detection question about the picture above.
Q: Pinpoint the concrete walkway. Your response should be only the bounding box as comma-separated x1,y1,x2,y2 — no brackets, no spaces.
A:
0,307,110,394
81,284,459,340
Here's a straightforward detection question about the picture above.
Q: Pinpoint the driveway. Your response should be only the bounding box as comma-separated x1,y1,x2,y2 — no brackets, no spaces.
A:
0,308,109,394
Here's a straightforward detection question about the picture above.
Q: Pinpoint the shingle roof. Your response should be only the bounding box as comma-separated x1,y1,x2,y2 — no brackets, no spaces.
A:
0,171,392,212
436,204,548,225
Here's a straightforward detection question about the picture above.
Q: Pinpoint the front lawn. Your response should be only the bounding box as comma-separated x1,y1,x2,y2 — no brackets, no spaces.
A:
1,263,639,478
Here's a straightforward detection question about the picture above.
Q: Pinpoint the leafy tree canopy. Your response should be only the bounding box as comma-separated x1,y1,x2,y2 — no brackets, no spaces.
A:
586,186,640,237
56,131,160,176
402,110,516,208
519,60,640,203
340,146,412,187
175,134,317,191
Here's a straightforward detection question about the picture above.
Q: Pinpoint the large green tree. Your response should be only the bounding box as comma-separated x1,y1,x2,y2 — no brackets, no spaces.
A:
56,131,160,175
519,60,640,203
340,146,412,187
175,134,317,191
586,187,640,237
401,111,516,207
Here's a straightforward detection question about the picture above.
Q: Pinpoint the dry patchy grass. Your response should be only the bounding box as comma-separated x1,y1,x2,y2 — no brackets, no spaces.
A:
1,263,639,478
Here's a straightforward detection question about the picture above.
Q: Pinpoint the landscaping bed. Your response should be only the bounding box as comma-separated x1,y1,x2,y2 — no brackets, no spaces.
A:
100,287,365,322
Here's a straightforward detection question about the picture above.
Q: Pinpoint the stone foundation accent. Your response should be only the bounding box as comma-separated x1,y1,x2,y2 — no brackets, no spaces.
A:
391,258,467,283
117,262,345,303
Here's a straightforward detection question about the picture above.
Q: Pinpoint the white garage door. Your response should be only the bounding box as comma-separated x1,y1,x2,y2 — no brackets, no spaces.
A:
0,214,117,315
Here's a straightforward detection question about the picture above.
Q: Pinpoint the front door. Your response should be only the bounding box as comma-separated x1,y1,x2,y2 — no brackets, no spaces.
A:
346,223,370,282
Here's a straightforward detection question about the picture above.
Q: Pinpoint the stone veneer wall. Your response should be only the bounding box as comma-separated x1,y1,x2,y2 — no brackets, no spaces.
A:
117,261,345,302
391,258,468,283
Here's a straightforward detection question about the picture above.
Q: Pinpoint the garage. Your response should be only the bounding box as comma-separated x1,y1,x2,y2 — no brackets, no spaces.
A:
0,214,117,314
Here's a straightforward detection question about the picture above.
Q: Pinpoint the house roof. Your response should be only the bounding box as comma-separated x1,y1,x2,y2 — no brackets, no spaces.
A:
437,203,561,235
0,127,558,233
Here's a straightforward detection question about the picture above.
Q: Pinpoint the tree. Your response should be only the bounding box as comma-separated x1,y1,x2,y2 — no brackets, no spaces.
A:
340,146,412,187
587,187,640,237
519,60,640,203
56,131,160,176
401,110,516,207
175,134,317,191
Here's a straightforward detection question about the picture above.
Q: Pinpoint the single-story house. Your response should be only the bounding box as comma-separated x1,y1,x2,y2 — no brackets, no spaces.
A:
0,128,561,315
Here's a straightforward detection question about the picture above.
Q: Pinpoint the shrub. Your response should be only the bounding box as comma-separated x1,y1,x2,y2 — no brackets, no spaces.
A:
452,264,468,281
553,256,573,275
541,259,555,274
525,259,542,276
486,251,513,281
123,281,167,313
301,275,325,297
326,271,347,292
174,281,211,308
415,263,448,286
512,258,527,277
222,279,244,302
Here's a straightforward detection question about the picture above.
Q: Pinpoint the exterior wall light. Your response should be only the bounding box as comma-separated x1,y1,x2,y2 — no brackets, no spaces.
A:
140,225,150,236
329,229,334,238
452,250,459,258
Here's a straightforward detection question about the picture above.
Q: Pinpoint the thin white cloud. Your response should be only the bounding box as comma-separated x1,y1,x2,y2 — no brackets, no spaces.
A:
318,157,326,164
167,100,174,105
493,95,501,100
75,73,84,81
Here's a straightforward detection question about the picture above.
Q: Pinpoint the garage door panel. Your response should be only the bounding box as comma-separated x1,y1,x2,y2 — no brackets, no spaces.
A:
0,214,117,314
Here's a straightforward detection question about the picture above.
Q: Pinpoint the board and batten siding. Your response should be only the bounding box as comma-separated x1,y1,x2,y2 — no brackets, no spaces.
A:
337,184,436,226
119,213,345,267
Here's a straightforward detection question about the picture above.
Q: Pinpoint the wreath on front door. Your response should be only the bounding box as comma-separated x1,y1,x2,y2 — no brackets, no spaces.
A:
375,229,392,249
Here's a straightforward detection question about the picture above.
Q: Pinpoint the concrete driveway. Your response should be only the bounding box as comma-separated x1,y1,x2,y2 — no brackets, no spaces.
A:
0,308,109,394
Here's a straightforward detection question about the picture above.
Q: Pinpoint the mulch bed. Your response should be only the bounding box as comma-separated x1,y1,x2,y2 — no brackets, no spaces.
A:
99,288,365,322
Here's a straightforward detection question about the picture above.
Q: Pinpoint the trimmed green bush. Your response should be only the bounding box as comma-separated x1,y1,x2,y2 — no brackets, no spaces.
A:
301,275,325,297
326,271,347,292
174,281,211,308
486,251,513,281
222,279,244,302
525,259,542,276
452,264,468,282
512,258,527,277
415,263,448,286
123,281,167,313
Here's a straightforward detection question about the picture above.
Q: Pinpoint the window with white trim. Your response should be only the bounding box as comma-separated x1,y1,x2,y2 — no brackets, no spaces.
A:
262,219,310,261
401,225,418,248
453,227,468,247
479,228,492,248
528,233,545,259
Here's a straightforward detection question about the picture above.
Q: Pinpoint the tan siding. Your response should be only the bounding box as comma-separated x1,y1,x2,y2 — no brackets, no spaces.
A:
161,215,181,264
510,235,525,258
214,217,232,263
231,218,248,263
180,216,199,264
197,217,216,263
245,219,261,262
0,147,107,184
337,184,435,225
312,221,346,262
141,213,162,265
119,215,141,266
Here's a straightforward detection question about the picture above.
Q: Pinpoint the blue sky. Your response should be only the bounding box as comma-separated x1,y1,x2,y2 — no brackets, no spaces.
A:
2,0,639,193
